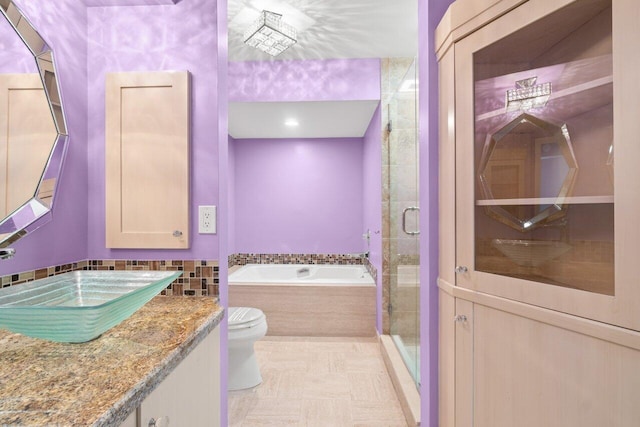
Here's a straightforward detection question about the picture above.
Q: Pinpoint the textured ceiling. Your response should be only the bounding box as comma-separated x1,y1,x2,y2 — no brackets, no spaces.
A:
228,0,418,61
228,0,417,138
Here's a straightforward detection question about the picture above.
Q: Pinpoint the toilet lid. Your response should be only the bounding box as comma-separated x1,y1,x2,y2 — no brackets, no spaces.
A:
228,307,265,330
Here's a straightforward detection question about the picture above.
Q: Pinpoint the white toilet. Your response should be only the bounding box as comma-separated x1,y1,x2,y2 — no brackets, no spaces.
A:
227,307,268,391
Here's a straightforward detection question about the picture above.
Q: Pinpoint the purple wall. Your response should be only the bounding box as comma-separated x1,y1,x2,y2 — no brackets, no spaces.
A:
232,137,366,254
0,14,36,73
1,0,452,423
0,0,88,276
215,1,229,423
228,58,381,103
227,135,236,255
86,1,220,260
363,105,383,333
83,0,179,6
228,58,381,255
419,0,455,426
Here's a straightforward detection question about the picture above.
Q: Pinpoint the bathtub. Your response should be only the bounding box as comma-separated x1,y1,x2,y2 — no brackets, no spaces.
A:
229,264,376,337
229,264,374,285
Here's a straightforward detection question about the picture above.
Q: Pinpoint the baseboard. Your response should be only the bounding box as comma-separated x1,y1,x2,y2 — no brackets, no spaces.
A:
379,335,421,426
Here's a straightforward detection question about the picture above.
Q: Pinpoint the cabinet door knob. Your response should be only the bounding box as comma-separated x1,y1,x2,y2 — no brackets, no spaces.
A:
455,265,468,274
149,416,170,427
173,230,182,237
454,314,468,323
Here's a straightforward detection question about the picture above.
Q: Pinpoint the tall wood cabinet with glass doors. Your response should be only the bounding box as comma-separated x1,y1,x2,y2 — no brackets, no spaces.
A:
436,0,640,425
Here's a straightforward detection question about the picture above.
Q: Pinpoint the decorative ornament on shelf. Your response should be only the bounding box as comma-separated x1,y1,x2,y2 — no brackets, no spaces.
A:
244,10,297,57
505,77,552,112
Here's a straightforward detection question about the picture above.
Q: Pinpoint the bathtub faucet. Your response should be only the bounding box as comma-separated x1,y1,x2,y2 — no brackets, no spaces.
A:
0,248,15,260
296,267,310,277
348,251,369,259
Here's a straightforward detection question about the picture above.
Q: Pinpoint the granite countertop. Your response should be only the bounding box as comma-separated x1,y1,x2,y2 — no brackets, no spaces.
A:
0,296,224,426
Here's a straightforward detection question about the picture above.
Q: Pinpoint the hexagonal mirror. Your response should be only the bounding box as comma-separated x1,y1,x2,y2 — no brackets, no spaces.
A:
477,112,578,232
0,0,68,248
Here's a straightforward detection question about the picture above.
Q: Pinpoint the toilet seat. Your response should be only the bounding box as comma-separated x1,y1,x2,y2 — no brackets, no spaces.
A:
228,307,266,330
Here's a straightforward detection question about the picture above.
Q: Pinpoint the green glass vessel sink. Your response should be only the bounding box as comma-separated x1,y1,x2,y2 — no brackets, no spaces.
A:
0,270,181,343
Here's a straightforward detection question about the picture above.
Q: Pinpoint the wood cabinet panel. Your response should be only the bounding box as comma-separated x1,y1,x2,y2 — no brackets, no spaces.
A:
438,47,456,288
473,304,640,427
139,328,220,427
120,410,137,427
437,0,640,425
454,299,473,427
0,74,55,217
106,71,190,249
452,0,640,331
439,291,456,427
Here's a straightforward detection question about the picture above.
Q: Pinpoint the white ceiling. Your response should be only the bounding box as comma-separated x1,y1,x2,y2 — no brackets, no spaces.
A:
228,100,379,139
228,0,417,139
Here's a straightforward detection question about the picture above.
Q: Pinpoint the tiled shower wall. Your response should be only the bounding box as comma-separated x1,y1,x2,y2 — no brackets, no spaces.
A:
382,57,420,334
228,253,377,285
0,260,219,297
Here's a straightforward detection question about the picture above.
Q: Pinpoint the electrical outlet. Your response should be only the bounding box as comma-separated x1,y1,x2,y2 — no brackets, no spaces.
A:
198,205,216,234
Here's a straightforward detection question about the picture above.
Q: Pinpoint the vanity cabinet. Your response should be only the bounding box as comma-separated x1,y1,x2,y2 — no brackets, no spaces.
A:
120,328,220,427
437,0,640,425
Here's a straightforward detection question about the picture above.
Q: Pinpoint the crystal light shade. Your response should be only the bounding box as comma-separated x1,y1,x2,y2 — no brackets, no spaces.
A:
505,77,552,112
244,10,297,57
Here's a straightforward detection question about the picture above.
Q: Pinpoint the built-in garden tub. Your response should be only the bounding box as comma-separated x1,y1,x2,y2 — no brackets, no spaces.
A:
228,264,376,337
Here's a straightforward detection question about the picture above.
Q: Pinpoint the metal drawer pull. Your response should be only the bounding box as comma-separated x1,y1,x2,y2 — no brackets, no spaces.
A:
149,416,170,427
454,314,467,323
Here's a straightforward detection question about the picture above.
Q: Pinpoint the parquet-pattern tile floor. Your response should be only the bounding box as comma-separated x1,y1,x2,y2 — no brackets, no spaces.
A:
228,337,409,427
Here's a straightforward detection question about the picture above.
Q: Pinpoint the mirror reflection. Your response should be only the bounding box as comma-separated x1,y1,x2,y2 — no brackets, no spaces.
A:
0,0,67,248
472,0,614,295
478,112,578,232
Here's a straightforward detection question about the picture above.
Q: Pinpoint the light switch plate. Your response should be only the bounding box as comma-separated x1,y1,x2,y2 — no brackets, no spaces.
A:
198,205,216,234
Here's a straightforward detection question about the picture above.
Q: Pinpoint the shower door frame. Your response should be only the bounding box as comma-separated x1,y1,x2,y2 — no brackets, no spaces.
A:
385,57,421,387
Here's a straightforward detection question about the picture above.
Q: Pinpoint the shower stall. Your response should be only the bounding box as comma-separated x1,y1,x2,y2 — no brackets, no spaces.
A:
383,58,420,387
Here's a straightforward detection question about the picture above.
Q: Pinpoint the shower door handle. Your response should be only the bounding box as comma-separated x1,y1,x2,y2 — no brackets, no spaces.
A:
402,206,420,235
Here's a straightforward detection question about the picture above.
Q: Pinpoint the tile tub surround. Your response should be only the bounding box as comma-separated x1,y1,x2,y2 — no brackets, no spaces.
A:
0,297,223,426
0,259,219,297
228,264,377,337
228,253,378,285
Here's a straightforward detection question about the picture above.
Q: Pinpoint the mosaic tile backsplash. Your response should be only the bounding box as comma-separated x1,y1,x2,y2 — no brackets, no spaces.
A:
0,260,219,297
228,253,378,285
1,254,378,297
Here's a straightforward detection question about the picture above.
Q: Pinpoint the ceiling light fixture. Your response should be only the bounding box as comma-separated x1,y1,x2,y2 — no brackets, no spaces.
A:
284,118,299,127
244,10,297,57
505,77,552,112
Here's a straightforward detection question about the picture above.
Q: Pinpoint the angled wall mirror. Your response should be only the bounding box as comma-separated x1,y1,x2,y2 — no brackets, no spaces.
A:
0,0,68,248
478,112,578,232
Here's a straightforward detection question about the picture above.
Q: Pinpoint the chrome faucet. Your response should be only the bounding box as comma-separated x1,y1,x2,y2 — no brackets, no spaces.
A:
296,267,310,277
0,248,15,260
348,251,369,259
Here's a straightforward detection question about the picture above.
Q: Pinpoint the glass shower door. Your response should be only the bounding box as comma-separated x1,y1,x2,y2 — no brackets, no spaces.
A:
388,59,420,386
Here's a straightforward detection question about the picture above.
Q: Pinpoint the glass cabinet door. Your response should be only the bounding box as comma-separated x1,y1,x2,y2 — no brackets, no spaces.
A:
454,0,640,331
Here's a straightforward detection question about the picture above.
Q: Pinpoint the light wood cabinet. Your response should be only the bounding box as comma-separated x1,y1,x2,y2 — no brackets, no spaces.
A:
0,74,56,217
105,71,190,249
120,410,137,427
437,0,640,425
120,327,220,427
